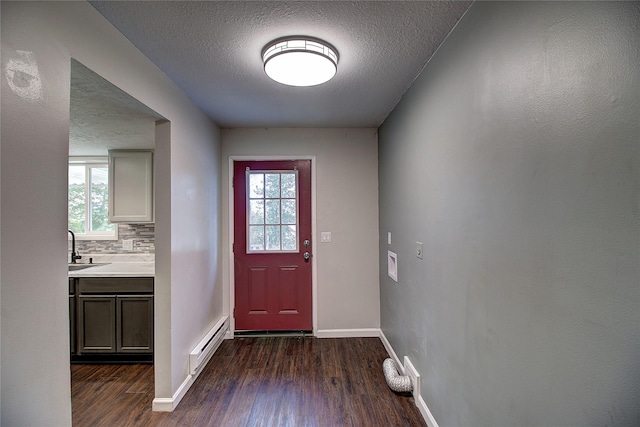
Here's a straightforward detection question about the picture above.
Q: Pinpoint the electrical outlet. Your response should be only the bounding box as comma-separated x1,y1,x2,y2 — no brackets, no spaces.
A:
416,242,423,259
404,356,421,400
122,239,133,250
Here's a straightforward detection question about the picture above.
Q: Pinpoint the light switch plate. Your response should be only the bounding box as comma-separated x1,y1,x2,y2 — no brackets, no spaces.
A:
123,239,133,250
320,232,332,243
388,232,392,245
416,242,423,259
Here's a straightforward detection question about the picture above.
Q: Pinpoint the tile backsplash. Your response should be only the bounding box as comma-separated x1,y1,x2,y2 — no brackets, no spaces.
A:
72,224,155,254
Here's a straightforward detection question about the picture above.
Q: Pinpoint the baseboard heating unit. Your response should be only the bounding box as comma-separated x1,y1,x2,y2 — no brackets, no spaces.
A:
189,316,229,375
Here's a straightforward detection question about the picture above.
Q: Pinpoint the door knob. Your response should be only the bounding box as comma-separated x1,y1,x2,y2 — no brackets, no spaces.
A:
303,252,310,260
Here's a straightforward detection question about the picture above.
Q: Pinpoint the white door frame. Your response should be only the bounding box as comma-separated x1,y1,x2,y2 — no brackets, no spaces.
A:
227,155,317,335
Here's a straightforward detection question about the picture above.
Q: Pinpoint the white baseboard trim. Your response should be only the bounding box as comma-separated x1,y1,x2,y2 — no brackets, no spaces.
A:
379,329,404,374
378,330,440,427
152,398,174,412
417,394,440,427
152,373,194,412
315,328,381,338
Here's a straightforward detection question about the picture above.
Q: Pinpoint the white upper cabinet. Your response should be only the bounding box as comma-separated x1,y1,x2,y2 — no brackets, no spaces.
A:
108,150,154,223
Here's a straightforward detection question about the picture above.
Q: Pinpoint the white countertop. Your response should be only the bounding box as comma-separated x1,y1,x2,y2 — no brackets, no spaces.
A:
68,254,155,277
69,262,154,277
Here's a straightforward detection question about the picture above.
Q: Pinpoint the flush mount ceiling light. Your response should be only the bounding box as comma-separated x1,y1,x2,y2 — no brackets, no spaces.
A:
262,37,338,87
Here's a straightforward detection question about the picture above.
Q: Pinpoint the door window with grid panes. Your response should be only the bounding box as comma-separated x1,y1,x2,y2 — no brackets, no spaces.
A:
246,170,298,253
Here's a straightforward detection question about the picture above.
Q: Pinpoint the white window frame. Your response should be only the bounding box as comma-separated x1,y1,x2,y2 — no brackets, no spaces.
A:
69,156,118,241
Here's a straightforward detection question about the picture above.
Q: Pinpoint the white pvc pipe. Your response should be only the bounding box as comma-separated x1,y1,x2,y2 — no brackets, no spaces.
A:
382,358,413,393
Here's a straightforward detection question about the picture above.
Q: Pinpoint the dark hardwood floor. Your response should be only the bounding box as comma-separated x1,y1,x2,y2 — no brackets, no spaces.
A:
71,337,426,426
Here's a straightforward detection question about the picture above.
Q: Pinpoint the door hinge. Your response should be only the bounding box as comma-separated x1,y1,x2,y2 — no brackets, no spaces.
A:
232,243,235,253
233,308,235,318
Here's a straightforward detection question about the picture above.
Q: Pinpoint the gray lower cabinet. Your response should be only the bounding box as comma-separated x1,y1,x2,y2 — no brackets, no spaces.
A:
116,295,153,353
72,277,153,360
69,295,76,355
78,296,117,353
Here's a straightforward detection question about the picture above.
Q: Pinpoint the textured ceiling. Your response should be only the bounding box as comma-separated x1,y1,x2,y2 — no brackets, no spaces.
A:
89,1,473,128
70,60,163,156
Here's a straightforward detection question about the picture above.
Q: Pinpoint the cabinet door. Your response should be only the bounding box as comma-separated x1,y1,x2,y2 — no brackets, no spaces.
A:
69,278,76,355
69,295,76,355
77,296,116,354
117,295,153,353
109,150,154,223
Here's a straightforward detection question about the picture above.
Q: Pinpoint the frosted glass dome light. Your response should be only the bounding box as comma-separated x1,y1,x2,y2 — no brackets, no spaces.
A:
262,37,338,87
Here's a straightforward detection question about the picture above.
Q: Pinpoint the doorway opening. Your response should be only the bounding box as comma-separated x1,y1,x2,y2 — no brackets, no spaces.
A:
68,59,168,413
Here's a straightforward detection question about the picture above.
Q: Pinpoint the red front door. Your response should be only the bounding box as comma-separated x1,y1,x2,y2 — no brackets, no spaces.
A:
233,160,312,331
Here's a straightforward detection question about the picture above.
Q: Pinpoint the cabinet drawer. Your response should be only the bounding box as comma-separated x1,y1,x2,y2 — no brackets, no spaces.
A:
78,277,153,294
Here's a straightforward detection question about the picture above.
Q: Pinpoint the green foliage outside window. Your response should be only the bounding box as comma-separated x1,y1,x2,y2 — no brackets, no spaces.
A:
68,184,86,233
90,181,111,231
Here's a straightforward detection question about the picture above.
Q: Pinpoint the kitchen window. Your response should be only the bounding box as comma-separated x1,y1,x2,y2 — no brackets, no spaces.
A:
68,157,117,240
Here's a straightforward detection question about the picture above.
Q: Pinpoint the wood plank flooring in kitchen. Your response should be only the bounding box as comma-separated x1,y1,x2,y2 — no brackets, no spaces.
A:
71,337,426,426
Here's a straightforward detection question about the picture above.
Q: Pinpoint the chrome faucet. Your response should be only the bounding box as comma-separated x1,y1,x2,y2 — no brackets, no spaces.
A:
68,230,82,263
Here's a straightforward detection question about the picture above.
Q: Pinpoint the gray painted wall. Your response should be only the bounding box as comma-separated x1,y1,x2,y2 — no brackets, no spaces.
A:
221,128,380,333
379,2,639,426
